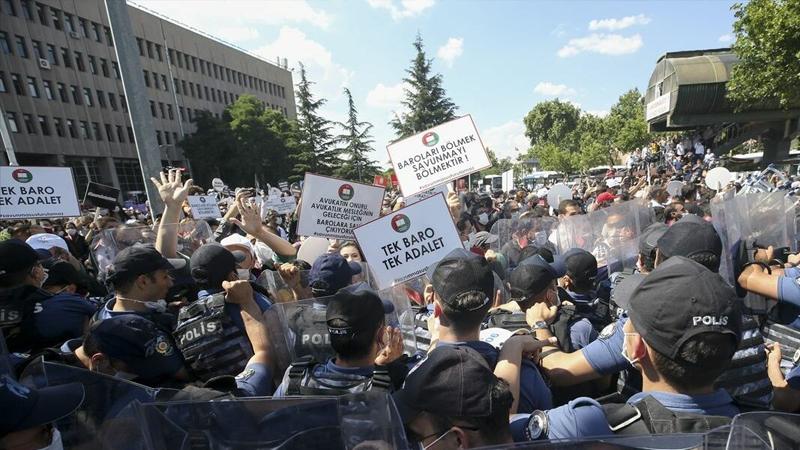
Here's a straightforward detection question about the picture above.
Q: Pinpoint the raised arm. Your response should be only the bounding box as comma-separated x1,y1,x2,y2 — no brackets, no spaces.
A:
222,280,273,366
150,169,193,258
230,197,297,259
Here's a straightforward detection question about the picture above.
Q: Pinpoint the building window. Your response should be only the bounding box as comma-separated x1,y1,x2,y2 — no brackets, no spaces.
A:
61,47,71,67
149,100,156,117
53,117,64,137
70,85,80,104
199,59,205,75
91,22,101,42
167,48,174,64
173,132,178,144
88,55,97,74
164,132,171,145
35,2,46,24
74,51,84,71
179,106,185,121
155,44,162,61
223,91,228,104
82,87,92,106
105,123,114,142
100,58,109,77
108,92,117,110
189,82,195,97
115,158,145,194
167,104,173,120
6,112,18,133
56,82,67,102
2,0,17,16
65,157,103,195
210,88,216,102
120,94,127,111
96,90,106,108
21,0,33,20
23,114,35,134
15,35,28,58
175,51,182,68
0,71,6,92
146,40,153,59
197,84,202,99
50,7,61,30
156,130,162,145
32,40,43,59
143,70,150,87
79,121,90,139
38,115,50,135
181,80,187,94
191,56,197,72
79,17,89,37
136,38,144,56
92,122,101,141
126,126,134,143
0,32,10,55
26,76,39,97
158,102,165,118
173,77,179,94
63,12,75,33
104,26,112,46
204,86,209,99
112,61,120,79
46,44,57,64
66,119,76,138
42,79,53,100
161,74,168,92
11,73,23,95
152,72,159,89
184,53,190,69
116,125,124,142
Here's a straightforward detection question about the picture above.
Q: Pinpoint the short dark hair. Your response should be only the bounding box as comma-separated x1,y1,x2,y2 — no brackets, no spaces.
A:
112,272,158,295
328,317,384,360
558,199,579,215
438,291,492,335
650,332,737,392
429,377,514,444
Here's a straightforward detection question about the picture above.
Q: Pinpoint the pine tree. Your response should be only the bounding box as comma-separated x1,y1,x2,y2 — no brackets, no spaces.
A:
390,33,458,140
290,64,337,179
334,88,380,183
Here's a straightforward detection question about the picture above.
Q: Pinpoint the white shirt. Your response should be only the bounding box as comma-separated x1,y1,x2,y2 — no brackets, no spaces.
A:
694,142,705,155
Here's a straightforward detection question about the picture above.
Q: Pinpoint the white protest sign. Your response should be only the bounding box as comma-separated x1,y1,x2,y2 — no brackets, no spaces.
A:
265,195,296,215
387,115,491,197
0,166,80,219
406,183,450,206
297,173,385,240
354,194,464,289
187,195,221,219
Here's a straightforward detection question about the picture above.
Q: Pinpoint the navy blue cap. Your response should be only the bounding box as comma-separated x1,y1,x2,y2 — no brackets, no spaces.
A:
88,315,184,381
309,253,361,295
190,243,242,287
428,248,495,310
340,282,395,314
0,374,84,435
519,254,567,278
107,245,185,283
0,239,40,279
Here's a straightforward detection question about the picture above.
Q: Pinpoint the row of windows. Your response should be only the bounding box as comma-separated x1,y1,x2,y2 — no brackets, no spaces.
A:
0,71,129,111
0,30,122,78
1,0,113,45
136,37,287,99
0,0,287,100
5,109,181,147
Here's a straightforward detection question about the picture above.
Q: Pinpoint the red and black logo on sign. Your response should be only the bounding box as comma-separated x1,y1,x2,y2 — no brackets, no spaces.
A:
12,168,33,183
391,214,411,233
338,184,354,201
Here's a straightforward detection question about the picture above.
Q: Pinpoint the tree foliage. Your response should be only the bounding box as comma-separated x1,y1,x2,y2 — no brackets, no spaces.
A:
523,99,581,149
290,64,338,180
727,0,800,109
480,148,514,177
334,88,381,183
390,34,458,139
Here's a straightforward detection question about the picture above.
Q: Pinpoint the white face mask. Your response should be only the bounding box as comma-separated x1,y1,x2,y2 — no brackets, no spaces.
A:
237,269,251,281
478,213,490,225
621,332,640,366
116,296,167,313
39,427,63,450
66,228,77,236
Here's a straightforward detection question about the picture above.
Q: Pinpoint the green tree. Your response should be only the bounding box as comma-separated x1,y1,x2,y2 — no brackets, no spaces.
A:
179,111,235,187
727,0,800,109
530,142,578,174
523,99,581,149
480,148,514,177
605,88,651,153
390,33,458,139
290,64,337,180
576,113,614,169
334,88,380,183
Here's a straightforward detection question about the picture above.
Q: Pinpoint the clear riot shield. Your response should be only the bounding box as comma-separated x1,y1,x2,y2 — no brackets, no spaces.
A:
711,192,795,312
726,411,800,449
489,218,560,268
256,269,312,303
554,201,654,274
19,358,177,450
378,281,420,356
102,391,409,450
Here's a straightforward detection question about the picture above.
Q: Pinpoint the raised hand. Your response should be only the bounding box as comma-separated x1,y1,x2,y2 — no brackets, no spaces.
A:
230,197,263,236
150,169,193,208
375,326,404,366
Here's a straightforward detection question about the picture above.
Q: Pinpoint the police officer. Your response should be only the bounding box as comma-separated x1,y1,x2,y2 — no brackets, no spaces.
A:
485,256,561,333
554,249,605,348
510,257,742,441
285,253,362,362
424,248,552,413
34,260,96,349
273,289,403,396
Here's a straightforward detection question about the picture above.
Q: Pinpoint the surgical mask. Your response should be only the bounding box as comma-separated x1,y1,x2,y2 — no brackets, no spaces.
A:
478,213,489,225
237,269,251,281
116,296,167,313
38,427,63,450
511,212,521,220
621,332,640,366
56,230,65,236
66,228,77,236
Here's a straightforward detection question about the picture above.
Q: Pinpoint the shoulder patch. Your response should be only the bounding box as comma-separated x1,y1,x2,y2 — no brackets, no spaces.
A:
599,323,615,340
236,368,256,381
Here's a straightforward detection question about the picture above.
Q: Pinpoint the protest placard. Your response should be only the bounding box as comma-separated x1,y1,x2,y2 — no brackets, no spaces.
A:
264,195,296,215
297,174,384,240
354,193,463,289
83,181,120,209
387,115,490,196
187,195,222,219
406,183,450,206
0,166,81,219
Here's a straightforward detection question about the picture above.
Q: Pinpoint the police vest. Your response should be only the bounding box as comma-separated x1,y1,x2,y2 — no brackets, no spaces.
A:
0,286,49,353
714,314,772,410
602,395,731,436
289,305,333,362
173,293,253,382
285,356,392,396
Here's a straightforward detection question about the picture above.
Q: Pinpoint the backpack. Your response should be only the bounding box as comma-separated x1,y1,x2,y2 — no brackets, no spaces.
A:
285,356,392,396
173,293,253,382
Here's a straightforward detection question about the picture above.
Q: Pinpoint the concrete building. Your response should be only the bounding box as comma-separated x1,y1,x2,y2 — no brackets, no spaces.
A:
0,0,295,200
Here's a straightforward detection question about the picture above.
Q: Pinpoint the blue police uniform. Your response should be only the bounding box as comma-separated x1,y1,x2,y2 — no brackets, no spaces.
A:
777,267,800,320
233,362,273,396
33,292,97,345
581,317,630,375
560,289,601,350
272,358,375,397
196,288,272,331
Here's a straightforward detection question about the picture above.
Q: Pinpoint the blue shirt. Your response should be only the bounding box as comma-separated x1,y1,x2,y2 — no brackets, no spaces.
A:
627,389,739,417
786,364,800,390
234,362,273,397
197,288,272,331
273,357,375,397
510,397,612,441
34,292,97,344
560,289,601,351
581,317,630,375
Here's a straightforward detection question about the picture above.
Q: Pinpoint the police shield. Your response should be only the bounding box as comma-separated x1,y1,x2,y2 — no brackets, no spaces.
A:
269,295,339,365
102,391,409,450
489,218,559,268
19,358,175,449
553,200,654,273
256,269,311,303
